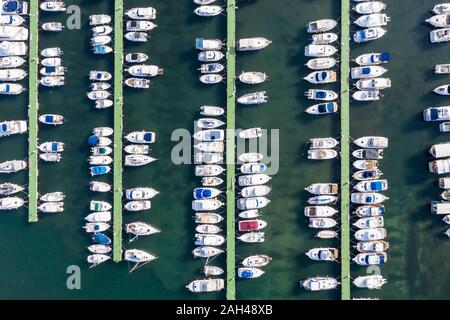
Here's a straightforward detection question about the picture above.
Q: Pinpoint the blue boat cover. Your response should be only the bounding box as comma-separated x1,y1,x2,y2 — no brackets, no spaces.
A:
88,135,99,145
45,66,56,73
4,84,10,92
379,52,390,62
379,255,386,265
430,108,439,120
369,181,382,191
318,104,327,113
362,67,370,75
4,1,19,12
195,188,212,199
144,133,153,142
362,171,373,178
93,45,106,54
44,115,53,123
326,102,334,113
92,233,111,245
195,38,204,50
91,166,107,175
240,270,253,278
51,143,58,152
316,91,326,99
379,206,385,214
1,123,7,132
365,195,374,203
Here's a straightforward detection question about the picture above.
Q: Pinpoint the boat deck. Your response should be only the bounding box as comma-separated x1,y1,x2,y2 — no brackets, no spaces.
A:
226,0,236,301
28,0,39,223
340,0,351,300
113,0,124,262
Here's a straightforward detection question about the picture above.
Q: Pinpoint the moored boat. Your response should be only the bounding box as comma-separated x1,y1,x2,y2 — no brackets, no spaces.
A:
307,19,337,33
124,200,151,212
353,275,387,289
301,277,338,291
186,279,224,293
305,183,338,195
304,206,337,217
236,37,272,51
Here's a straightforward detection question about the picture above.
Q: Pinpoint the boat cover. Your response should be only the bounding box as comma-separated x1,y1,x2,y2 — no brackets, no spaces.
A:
362,67,370,75
369,181,383,191
239,270,253,278
92,233,111,244
88,135,99,145
316,91,326,99
44,115,54,123
144,133,153,141
239,220,258,231
378,52,390,62
195,188,212,199
195,38,205,50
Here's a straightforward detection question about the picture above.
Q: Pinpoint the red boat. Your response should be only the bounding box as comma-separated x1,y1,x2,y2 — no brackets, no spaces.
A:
238,219,267,232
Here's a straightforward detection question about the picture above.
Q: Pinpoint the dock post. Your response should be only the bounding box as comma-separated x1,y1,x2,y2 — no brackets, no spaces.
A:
28,0,39,223
340,0,351,300
226,0,237,300
113,0,124,262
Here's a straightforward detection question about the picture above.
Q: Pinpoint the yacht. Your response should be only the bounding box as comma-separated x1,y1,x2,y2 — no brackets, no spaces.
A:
0,82,23,94
304,71,337,84
87,244,111,254
240,162,266,174
429,158,450,174
38,141,64,153
124,249,158,263
238,173,271,186
237,196,270,210
40,192,65,202
354,136,388,148
200,105,224,116
88,135,112,147
354,13,390,28
194,212,223,224
127,65,163,77
90,35,112,46
238,209,260,219
192,246,224,258
196,224,221,234
237,267,265,279
0,15,24,26
307,19,337,33
89,181,111,193
433,3,450,14
124,155,157,166
304,206,337,217
353,27,386,43
352,90,380,101
0,56,25,68
308,149,338,159
305,57,337,70
0,68,26,81
307,195,338,205
195,164,224,176
354,179,388,192
311,33,338,45
194,142,224,153
351,192,388,205
195,234,225,246
423,106,450,121
0,197,24,210
193,187,221,200
88,155,113,165
355,78,391,90
40,66,65,76
237,91,268,105
126,222,160,236
435,64,450,74
196,118,225,129
238,153,263,162
354,228,387,241
0,160,26,173
306,248,339,261
41,57,62,67
305,102,339,115
301,277,339,291
41,47,62,57
125,131,156,143
0,26,28,41
308,217,337,228
238,219,267,232
433,84,450,95
353,1,386,14
126,187,159,200
430,142,450,158
186,279,224,293
309,137,339,149
237,232,265,243
89,14,111,26
238,72,267,84
236,37,272,51
90,200,112,212
354,52,390,66
124,200,151,212
0,182,23,196
2,1,28,15
353,252,387,266
125,53,148,63
0,41,27,56
39,76,64,87
0,120,27,137
87,254,110,266
203,266,224,276
305,183,338,195
40,1,66,12
195,38,223,50
198,50,224,62
192,199,224,211
199,74,222,84
238,127,262,139
92,45,112,55
315,230,338,239
92,233,111,245
355,240,389,252
42,22,63,32
126,20,157,32
125,7,156,20
40,153,61,162
85,211,111,223
92,25,113,36
198,63,224,74
38,202,64,213
353,216,384,229
353,275,387,289
242,255,272,267
351,66,387,79
194,5,223,17
304,44,337,57
430,28,450,43
427,14,450,27
352,148,384,160
83,222,110,233
89,71,112,81
124,144,149,154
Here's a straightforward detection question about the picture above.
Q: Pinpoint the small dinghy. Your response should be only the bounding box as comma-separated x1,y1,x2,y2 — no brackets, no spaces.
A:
304,206,337,217
241,185,271,198
200,105,224,116
125,131,156,144
193,187,221,200
194,142,224,153
305,102,338,115
355,228,387,241
124,144,149,154
238,72,267,84
42,22,63,32
125,7,156,20
307,19,337,33
301,277,339,291
124,249,158,264
192,199,224,211
87,254,110,267
196,224,221,234
304,70,337,84
0,160,27,173
198,63,224,74
353,160,378,170
239,127,262,139
306,248,339,261
0,83,23,94
436,64,450,74
90,200,112,212
238,173,271,186
125,53,149,63
41,57,62,67
196,118,225,129
353,27,386,43
126,222,160,236
433,84,450,96
186,279,224,293
89,71,111,81
305,57,337,70
355,240,389,253
39,76,64,87
87,244,111,254
354,136,388,149
126,20,157,32
192,246,224,258
124,154,157,166
83,222,110,233
353,252,387,266
307,195,337,205
353,216,384,229
236,37,272,51
89,14,111,26
40,153,61,162
354,179,388,192
92,233,111,245
40,192,64,202
124,200,151,212
92,25,113,36
237,197,270,210
194,212,223,224
351,192,388,204
88,155,113,165
39,114,63,125
353,275,387,289
237,232,265,243
126,187,159,200
237,91,268,105
353,1,386,14
89,181,111,193
305,183,338,195
238,209,260,219
202,177,224,187
351,66,387,80
0,56,25,68
354,13,390,28
354,52,390,66
198,50,224,62
353,205,385,217
352,90,380,101
195,234,225,246
195,164,224,177
240,162,266,174
315,230,338,239
38,202,64,213
308,217,337,229
41,47,62,58
195,37,223,50
304,44,337,57
305,89,338,101
203,265,224,276
193,129,224,142
40,1,66,12
238,219,267,232
0,197,24,210
237,267,265,279
308,149,338,160
85,211,111,223
355,78,391,90
38,141,64,153
352,148,383,160
311,33,338,45
309,137,339,149
0,183,24,196
125,78,150,89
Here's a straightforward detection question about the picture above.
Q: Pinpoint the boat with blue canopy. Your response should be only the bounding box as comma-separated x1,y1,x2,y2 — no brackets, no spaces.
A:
92,233,111,245
92,45,112,55
237,267,265,279
305,89,338,101
90,165,111,176
355,179,388,192
193,187,221,200
354,52,390,66
39,114,63,125
195,38,223,50
305,102,338,115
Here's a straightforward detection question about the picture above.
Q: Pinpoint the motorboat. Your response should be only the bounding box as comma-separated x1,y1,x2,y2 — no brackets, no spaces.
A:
354,179,388,192
354,27,386,43
311,33,338,44
351,192,388,204
194,212,223,224
237,197,270,210
0,56,25,68
83,222,110,233
40,66,65,76
92,25,113,36
89,181,111,193
88,155,113,165
126,222,160,236
196,224,221,234
125,53,149,63
423,106,450,121
195,164,224,176
192,246,224,258
193,187,221,200
433,84,450,96
307,19,337,33
198,50,224,62
305,89,338,101
430,28,450,43
304,44,337,57
90,36,112,46
90,200,112,212
353,275,387,289
242,255,271,267
2,1,28,15
315,230,338,239
0,120,27,136
236,37,272,51
433,3,450,14
87,244,111,254
92,233,111,245
194,0,217,4
195,38,223,51
197,118,225,129
0,83,23,94
238,173,271,186
198,63,224,74
305,102,339,115
42,57,62,67
0,197,24,210
354,136,388,149
192,199,224,211
238,209,260,219
124,155,157,166
125,131,156,144
124,249,158,263
237,267,265,279
237,232,265,243
0,26,28,41
429,159,450,174
436,64,450,74
354,228,387,241
127,65,163,77
353,1,386,14
126,20,157,32
42,22,63,32
94,99,113,109
439,177,450,189
194,129,225,142
301,277,338,291
304,206,337,217
432,201,450,214
124,144,149,154
237,91,268,105
306,248,339,261
203,265,224,276
240,185,271,198
305,183,338,195
351,66,387,79
125,78,150,89
307,195,338,205
305,57,336,70
238,72,267,84
429,142,450,159
87,254,110,266
41,47,62,58
240,162,266,174
38,114,63,126
353,252,387,266
446,228,450,238
309,137,339,149
88,135,112,146
355,240,389,252
238,153,263,163
238,127,262,139
355,78,391,90
85,211,111,223
125,7,156,20
195,234,225,246
40,153,61,162
126,187,159,200
38,141,64,153
441,190,450,200
308,149,338,159
303,71,337,84
89,71,111,81
40,192,65,202
0,14,24,26
354,52,390,66
92,127,113,137
89,14,111,26
353,90,380,101
308,217,337,229
353,216,384,229
427,14,450,28
186,279,224,293
0,160,26,173
40,76,64,87
0,183,23,196
200,105,224,116
38,202,64,213
238,219,267,232
194,142,224,153
443,215,450,224
354,13,390,28
0,41,27,56
352,148,383,160
124,200,151,212
0,68,26,81
194,5,223,17
92,45,112,55
40,1,66,12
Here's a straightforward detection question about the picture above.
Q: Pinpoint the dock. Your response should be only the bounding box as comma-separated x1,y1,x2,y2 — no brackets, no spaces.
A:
28,0,39,223
112,0,124,262
340,0,351,300
226,0,237,300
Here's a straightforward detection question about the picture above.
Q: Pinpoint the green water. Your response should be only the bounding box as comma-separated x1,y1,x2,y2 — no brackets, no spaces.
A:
0,0,449,300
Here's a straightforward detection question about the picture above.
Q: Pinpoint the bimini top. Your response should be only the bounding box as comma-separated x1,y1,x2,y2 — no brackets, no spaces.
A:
369,181,383,191
144,132,153,142
88,135,99,145
318,102,334,113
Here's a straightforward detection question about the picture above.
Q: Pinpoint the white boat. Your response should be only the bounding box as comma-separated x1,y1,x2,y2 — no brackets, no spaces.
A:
305,89,338,102
353,169,383,181
92,25,113,36
304,45,337,57
124,144,149,154
40,153,61,162
41,47,62,58
238,128,262,139
240,185,271,198
0,183,23,196
203,265,224,276
240,162,266,174
353,1,386,14
195,38,223,50
94,99,113,109
307,19,337,33
200,105,224,116
196,224,221,234
238,153,263,163
87,244,111,254
355,78,391,90
0,26,28,41
434,84,450,96
126,187,159,200
186,279,224,293
91,147,112,157
355,240,389,252
194,142,224,153
301,277,338,291
89,71,112,81
429,159,450,174
124,249,158,263
311,33,338,45
0,197,24,210
0,41,27,57
354,228,387,241
125,78,150,89
40,2,66,12
0,68,26,81
196,118,225,129
352,148,383,159
306,248,339,261
308,149,338,159
194,212,223,224
127,65,163,77
444,215,450,224
88,156,113,165
84,211,111,223
238,72,267,84
86,254,110,267
0,15,24,26
351,66,387,80
354,179,387,192
195,164,224,176
42,22,63,32
353,275,387,289
126,20,157,32
41,57,62,67
351,192,388,204
193,129,225,142
198,63,224,74
198,50,224,62
305,102,339,115
241,255,271,267
304,71,337,84
315,230,338,239
194,0,217,4
38,141,64,153
305,58,337,70
433,3,450,14
354,52,390,66
238,209,260,219
237,232,265,243
237,197,270,210
194,5,223,17
440,177,450,189
308,217,337,229
126,222,160,236
0,83,23,94
436,64,450,74
354,27,386,43
353,252,387,266
89,181,111,193
237,267,265,279
0,160,26,173
126,7,156,20
89,14,111,26
0,56,25,68
353,216,384,229
125,131,156,144
354,136,388,149
38,114,63,125
307,195,338,205
427,14,450,27
125,32,148,42
309,137,339,149
192,246,224,258
38,202,64,213
125,53,149,63
353,90,380,101
305,183,338,195
124,154,157,166
125,200,151,212
354,13,390,28
83,222,110,233
192,199,224,211
195,234,225,246
40,66,65,76
238,173,271,186
429,142,450,159
236,37,272,51
304,206,337,217
237,91,268,105
423,106,450,121
90,200,112,212
0,120,27,137
91,35,112,46
431,28,450,43
40,192,64,202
